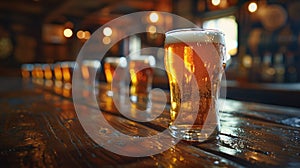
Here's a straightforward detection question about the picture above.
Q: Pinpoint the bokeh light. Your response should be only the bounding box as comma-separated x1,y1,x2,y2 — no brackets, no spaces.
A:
63,28,73,38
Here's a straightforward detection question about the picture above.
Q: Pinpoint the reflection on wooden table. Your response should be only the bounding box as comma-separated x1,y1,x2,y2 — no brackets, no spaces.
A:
0,77,299,167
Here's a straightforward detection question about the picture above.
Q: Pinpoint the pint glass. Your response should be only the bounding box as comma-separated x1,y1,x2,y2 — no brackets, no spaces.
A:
61,61,75,89
103,57,127,96
81,59,101,85
164,28,226,141
129,55,155,104
21,64,33,78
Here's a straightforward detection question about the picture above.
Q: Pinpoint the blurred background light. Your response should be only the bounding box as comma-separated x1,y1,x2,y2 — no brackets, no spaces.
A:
248,2,258,13
103,27,112,36
63,28,73,38
149,12,159,23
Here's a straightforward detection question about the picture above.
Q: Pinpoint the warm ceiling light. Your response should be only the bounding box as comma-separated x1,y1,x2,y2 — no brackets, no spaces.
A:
63,28,73,38
149,12,159,23
148,25,156,34
77,30,85,39
103,27,112,36
103,36,111,45
212,0,221,6
84,31,91,39
248,2,258,13
77,30,91,40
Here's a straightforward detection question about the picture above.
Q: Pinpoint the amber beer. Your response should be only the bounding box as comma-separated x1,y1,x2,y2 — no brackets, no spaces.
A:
61,61,75,88
129,55,155,103
164,28,225,141
81,60,101,84
21,64,33,78
103,57,127,96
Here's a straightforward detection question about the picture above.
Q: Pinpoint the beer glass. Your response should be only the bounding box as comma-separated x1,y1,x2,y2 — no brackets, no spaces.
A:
129,55,155,104
42,64,53,80
60,61,75,89
164,28,226,142
42,64,54,87
32,64,44,79
103,57,127,96
21,64,33,78
81,59,101,85
53,63,62,81
31,64,44,85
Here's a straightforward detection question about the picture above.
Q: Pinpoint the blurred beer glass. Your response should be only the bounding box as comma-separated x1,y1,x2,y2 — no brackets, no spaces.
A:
42,64,53,80
32,64,44,85
164,28,226,142
21,64,33,78
129,55,155,104
53,62,63,88
81,60,101,84
42,64,54,87
60,61,75,89
103,57,127,97
53,63,62,80
32,64,43,79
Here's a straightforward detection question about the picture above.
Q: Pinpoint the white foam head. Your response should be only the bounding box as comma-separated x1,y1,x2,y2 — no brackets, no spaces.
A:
165,28,225,45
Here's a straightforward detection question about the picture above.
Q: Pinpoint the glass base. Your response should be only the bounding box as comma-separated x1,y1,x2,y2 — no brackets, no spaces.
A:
169,125,219,142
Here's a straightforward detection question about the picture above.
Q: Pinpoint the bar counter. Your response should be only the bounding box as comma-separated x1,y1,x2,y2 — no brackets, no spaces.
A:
0,77,300,167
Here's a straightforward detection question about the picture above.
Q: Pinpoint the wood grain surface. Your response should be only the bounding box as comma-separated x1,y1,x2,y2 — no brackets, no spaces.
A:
0,77,299,167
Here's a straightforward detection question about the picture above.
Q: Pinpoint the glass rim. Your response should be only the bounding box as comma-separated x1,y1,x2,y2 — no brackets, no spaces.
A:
165,28,224,36
165,27,225,45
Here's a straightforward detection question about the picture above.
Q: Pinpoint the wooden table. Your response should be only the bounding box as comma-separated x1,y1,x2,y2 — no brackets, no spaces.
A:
1,77,300,167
